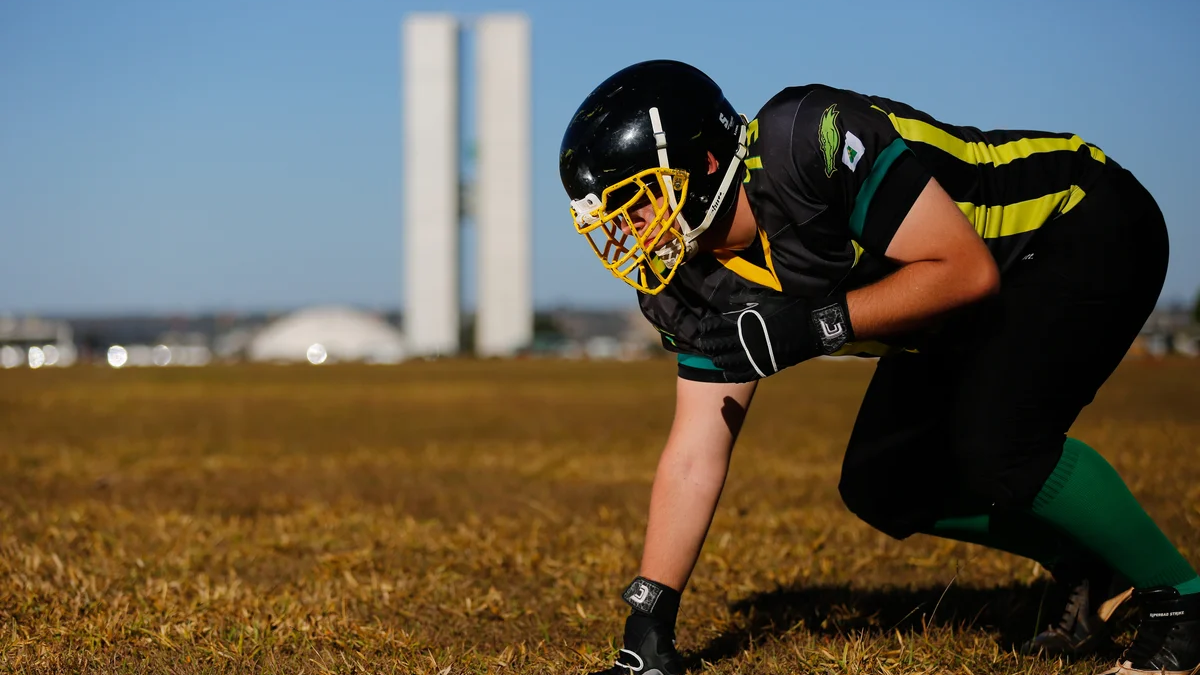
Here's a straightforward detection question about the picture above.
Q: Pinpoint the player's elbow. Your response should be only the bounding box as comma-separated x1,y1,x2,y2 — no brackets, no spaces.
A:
965,255,1001,302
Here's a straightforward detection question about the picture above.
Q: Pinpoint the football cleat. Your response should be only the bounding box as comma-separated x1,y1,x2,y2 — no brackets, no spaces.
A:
589,613,683,675
1021,565,1132,659
1100,587,1200,675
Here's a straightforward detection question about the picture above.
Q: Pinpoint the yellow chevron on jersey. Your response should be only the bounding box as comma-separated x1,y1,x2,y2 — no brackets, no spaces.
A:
713,227,782,291
956,185,1088,239
871,106,1106,168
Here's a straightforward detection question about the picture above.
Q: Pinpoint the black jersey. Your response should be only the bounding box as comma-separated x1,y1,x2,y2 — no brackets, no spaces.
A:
639,84,1111,379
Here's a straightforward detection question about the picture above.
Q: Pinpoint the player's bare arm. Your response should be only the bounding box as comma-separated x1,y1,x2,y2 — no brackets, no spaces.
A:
640,377,756,591
583,378,756,675
713,174,998,341
844,176,1000,339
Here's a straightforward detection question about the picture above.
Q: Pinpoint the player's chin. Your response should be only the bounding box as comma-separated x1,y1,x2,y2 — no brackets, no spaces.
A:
647,231,687,261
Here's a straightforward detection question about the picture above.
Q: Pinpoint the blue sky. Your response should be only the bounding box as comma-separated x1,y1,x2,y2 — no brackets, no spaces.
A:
2,0,1197,315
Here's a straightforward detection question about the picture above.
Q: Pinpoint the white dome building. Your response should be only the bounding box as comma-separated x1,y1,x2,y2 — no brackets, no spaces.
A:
248,306,407,364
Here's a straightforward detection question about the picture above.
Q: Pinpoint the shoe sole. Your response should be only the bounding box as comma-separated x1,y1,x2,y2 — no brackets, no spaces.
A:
1099,662,1200,675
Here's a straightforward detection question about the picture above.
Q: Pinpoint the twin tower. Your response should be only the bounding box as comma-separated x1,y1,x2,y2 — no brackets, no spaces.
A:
402,14,532,357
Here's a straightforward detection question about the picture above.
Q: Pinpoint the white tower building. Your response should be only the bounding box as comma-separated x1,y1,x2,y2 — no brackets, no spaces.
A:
402,14,460,356
475,14,532,356
402,13,533,357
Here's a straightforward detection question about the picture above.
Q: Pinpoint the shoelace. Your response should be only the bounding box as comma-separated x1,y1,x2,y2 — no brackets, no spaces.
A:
614,648,644,673
1051,580,1089,634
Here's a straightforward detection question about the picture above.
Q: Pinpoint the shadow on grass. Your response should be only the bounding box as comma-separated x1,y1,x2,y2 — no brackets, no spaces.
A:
685,580,1129,671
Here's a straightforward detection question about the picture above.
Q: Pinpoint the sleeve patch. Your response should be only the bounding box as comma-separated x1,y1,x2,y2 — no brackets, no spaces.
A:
848,137,910,239
842,131,865,171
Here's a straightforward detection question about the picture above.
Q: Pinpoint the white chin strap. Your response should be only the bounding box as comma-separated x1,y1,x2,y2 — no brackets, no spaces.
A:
648,107,748,261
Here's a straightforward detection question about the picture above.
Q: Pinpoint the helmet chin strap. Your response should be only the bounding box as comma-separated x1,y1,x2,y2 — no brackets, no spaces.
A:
648,107,748,262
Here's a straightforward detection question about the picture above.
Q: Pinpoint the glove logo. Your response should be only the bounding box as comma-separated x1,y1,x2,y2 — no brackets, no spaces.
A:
811,303,851,354
819,319,844,339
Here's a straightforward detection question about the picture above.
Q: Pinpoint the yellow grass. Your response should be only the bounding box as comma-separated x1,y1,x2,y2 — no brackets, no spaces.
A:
1,358,1198,674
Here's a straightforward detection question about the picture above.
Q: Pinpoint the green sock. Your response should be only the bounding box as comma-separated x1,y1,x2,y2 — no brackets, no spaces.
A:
925,511,1077,570
1028,438,1199,594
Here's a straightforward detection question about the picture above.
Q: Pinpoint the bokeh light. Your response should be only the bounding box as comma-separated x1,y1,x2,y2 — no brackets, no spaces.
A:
107,345,128,368
153,345,172,366
0,346,21,369
306,343,328,365
28,346,45,369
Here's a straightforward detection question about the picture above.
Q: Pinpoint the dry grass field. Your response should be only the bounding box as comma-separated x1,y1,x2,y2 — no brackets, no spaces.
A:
2,357,1198,674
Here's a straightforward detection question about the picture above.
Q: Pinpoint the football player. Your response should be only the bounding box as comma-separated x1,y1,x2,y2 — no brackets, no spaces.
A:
559,60,1194,675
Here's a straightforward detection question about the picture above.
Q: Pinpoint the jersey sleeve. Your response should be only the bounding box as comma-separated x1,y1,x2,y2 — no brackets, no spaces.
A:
754,86,932,257
676,352,727,382
653,319,731,383
638,284,743,383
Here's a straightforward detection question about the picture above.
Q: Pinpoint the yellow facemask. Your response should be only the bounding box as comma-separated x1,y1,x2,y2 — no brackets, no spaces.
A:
569,167,690,295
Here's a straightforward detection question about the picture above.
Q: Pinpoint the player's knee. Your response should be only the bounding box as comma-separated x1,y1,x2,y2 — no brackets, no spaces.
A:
952,433,1064,509
838,474,885,531
837,469,872,519
838,463,914,539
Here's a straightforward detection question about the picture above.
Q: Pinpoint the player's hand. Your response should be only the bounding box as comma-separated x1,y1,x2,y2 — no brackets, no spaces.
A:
697,289,854,382
587,612,683,675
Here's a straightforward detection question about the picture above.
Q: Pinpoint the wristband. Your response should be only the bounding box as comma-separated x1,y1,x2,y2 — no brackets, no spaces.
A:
809,295,853,355
621,576,681,626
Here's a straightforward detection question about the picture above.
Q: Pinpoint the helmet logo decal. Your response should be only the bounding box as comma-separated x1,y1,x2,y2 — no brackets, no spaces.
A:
819,104,841,178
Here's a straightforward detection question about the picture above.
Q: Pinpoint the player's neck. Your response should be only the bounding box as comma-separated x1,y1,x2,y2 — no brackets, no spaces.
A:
700,184,757,253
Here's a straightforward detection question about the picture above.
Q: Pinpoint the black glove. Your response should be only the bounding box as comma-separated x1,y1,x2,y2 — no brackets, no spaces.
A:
697,289,854,382
588,577,684,675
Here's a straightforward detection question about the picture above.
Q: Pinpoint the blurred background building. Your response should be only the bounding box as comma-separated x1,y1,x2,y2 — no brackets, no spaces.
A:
0,315,76,368
5,298,1195,369
247,306,407,364
403,13,532,358
0,306,669,368
1133,305,1200,358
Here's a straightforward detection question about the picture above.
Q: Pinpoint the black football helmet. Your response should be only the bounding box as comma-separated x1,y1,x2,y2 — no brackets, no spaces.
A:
559,60,747,294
